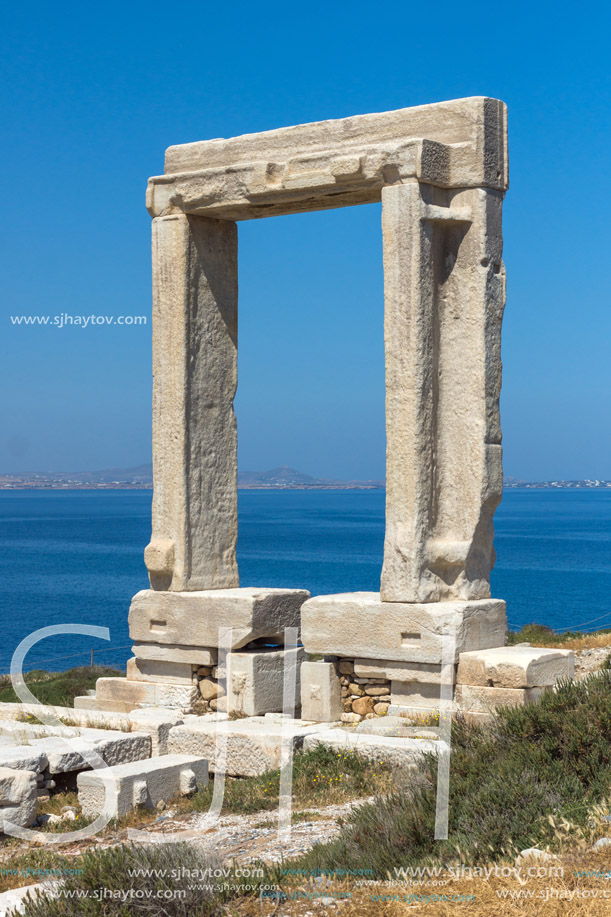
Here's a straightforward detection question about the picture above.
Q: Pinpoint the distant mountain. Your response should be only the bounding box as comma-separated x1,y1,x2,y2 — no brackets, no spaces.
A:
1,464,606,491
0,463,384,490
0,464,153,488
238,465,384,489
238,466,320,487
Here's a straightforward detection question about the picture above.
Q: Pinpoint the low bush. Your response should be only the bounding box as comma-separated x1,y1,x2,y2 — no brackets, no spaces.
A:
284,670,611,877
16,842,259,917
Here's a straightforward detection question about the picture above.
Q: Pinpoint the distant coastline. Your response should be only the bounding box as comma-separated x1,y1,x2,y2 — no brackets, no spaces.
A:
0,464,609,491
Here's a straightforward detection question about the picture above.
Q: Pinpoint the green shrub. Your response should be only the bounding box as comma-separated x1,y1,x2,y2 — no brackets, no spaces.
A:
15,842,260,917
282,671,611,877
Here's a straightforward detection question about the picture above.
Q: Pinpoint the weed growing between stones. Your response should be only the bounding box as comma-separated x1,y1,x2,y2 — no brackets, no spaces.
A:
187,744,394,816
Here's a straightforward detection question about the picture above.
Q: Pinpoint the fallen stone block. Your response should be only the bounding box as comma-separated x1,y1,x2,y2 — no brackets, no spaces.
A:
0,702,132,732
30,730,151,774
128,709,184,756
300,661,342,722
223,647,305,716
0,767,38,831
128,587,309,649
301,593,506,662
94,678,199,713
455,684,545,715
457,645,574,688
77,754,208,819
0,747,48,774
167,717,325,777
303,728,446,769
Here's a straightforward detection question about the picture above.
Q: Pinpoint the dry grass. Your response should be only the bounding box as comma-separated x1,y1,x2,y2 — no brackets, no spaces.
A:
508,624,611,650
539,633,611,651
240,845,611,917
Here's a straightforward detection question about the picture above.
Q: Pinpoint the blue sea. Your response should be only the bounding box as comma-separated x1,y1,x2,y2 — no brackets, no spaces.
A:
0,489,610,674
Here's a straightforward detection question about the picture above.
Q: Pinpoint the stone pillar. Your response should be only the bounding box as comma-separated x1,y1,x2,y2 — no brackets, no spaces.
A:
144,214,239,592
381,181,505,603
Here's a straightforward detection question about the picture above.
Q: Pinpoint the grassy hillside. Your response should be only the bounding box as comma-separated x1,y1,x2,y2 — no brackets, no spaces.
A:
0,665,121,707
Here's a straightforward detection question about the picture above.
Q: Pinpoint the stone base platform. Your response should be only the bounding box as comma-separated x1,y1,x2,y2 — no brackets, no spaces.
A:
166,714,322,777
301,593,506,662
93,643,304,717
299,642,576,725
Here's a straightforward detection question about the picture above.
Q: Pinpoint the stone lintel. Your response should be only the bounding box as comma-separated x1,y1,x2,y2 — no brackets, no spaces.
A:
148,98,507,220
300,592,507,663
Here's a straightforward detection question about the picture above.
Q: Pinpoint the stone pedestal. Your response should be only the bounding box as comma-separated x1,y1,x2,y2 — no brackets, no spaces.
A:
300,593,506,663
128,587,309,649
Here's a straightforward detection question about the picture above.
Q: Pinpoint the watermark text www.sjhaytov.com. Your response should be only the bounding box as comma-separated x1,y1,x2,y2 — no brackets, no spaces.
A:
10,314,147,328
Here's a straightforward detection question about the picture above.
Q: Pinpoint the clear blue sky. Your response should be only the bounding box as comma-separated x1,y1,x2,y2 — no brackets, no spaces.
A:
1,1,609,481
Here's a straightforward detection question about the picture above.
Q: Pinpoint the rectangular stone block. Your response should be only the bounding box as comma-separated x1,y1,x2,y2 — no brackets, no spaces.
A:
303,729,445,769
301,593,506,663
95,678,199,714
132,643,217,666
457,646,574,688
300,661,342,723
0,767,38,830
73,696,99,711
0,747,48,774
160,98,507,207
129,588,309,650
77,754,208,819
455,684,545,715
128,710,184,756
354,658,457,685
126,658,194,686
223,647,304,717
166,717,325,777
390,681,445,709
381,181,505,603
30,730,151,774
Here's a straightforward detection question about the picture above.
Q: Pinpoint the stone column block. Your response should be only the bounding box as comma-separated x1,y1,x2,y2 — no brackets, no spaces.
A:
146,213,238,592
381,182,505,603
300,661,343,722
223,647,305,717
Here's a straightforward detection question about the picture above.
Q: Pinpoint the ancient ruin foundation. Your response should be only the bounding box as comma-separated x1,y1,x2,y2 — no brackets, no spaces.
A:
93,97,574,725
